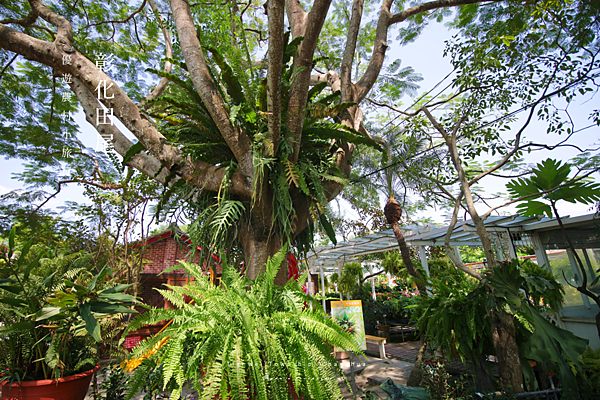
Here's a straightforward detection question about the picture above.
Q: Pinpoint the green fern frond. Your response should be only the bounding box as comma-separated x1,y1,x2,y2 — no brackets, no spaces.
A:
124,247,358,399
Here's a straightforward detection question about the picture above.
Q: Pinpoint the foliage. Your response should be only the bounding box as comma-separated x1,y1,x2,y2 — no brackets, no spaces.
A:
122,247,362,400
96,364,130,400
382,251,463,286
337,262,363,296
413,275,490,374
507,159,600,219
576,346,600,398
421,362,469,400
0,227,137,382
414,258,584,393
519,258,564,313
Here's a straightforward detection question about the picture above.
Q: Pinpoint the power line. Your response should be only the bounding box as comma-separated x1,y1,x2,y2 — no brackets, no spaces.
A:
359,71,600,179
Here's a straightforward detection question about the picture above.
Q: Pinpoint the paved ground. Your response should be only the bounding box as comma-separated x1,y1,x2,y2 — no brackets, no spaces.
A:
339,354,414,399
86,341,426,399
367,340,421,363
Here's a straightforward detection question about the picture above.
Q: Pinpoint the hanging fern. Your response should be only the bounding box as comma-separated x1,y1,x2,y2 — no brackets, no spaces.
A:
123,248,362,400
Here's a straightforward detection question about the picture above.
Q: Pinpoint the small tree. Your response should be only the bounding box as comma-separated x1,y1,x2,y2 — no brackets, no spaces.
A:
507,158,600,338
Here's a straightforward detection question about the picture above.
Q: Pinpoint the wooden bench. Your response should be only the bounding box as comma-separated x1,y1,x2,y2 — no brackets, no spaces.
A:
365,334,387,359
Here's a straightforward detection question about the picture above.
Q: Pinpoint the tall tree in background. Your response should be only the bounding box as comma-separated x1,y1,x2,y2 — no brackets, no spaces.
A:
349,0,599,390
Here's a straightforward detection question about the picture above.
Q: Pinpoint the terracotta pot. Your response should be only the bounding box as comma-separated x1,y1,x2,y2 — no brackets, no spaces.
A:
1,364,100,400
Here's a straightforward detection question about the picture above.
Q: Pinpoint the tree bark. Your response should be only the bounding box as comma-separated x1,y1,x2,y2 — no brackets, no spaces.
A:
406,339,427,387
385,197,426,293
239,219,288,286
491,308,524,393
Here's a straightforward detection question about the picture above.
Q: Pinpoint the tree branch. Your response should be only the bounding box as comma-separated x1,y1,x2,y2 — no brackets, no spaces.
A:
69,78,251,196
340,0,363,102
27,178,122,217
443,191,483,280
267,0,285,156
285,0,307,39
286,0,333,162
0,10,38,26
390,0,498,25
169,0,253,173
138,0,173,108
28,0,74,52
0,53,18,83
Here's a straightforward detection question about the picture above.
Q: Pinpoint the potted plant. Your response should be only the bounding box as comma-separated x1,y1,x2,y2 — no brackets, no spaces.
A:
0,227,138,399
121,247,362,399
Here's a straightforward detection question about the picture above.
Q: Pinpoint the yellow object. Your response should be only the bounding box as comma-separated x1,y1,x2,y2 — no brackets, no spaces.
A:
122,336,170,371
121,298,196,371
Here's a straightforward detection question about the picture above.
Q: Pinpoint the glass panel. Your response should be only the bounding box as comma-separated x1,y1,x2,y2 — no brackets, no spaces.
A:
546,249,583,307
582,249,600,296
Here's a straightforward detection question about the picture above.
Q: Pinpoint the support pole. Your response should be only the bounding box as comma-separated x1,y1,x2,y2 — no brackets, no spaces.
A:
320,263,326,311
419,246,430,278
370,263,376,301
505,229,518,259
531,232,551,271
336,259,343,300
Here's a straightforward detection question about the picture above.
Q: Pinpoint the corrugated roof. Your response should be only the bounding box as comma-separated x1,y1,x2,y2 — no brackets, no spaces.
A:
306,213,597,271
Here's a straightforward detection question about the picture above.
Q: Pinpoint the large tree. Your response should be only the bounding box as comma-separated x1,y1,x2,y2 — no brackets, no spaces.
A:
1,0,510,284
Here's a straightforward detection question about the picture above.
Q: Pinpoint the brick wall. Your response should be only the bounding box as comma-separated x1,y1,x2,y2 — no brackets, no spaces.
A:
137,234,222,311
142,236,191,274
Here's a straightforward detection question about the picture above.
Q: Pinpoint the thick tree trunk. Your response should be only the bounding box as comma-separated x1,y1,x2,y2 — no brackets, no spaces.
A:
406,338,427,387
239,219,288,286
491,309,524,393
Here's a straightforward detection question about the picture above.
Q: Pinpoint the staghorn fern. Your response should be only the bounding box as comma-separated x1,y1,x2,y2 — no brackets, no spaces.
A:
123,247,362,400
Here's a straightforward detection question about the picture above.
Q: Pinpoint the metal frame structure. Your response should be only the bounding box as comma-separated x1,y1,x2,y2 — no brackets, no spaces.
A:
306,213,600,347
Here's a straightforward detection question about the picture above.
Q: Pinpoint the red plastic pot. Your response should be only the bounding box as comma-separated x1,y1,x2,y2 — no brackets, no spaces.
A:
1,364,100,400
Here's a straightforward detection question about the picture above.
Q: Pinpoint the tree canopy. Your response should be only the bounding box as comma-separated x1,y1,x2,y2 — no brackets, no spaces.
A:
1,0,599,285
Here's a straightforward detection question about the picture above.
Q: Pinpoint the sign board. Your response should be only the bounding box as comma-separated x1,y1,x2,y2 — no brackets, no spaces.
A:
123,335,141,350
331,300,366,351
